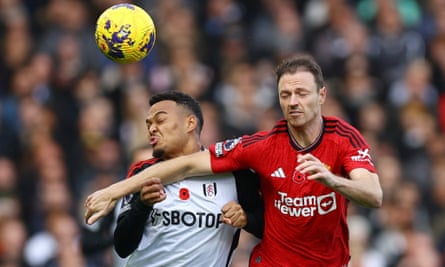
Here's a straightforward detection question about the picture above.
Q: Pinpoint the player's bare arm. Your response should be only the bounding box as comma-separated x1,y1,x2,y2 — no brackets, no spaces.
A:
296,153,383,208
84,150,212,225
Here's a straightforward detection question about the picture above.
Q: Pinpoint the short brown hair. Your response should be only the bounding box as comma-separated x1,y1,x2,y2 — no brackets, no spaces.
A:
275,54,325,90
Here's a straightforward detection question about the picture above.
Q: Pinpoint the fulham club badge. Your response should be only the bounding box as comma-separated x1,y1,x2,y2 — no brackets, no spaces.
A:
203,183,217,198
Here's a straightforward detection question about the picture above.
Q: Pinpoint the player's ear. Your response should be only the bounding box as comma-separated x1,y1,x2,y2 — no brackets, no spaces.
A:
319,86,327,104
186,115,198,133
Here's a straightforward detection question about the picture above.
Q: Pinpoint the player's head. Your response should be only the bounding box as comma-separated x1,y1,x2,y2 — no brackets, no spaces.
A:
275,54,325,90
275,54,327,129
146,91,204,159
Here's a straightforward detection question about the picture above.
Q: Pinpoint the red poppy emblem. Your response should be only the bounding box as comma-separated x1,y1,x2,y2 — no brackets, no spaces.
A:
292,169,306,184
179,188,190,200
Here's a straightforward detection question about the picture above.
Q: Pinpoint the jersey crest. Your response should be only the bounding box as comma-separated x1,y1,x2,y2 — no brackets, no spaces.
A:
202,182,217,198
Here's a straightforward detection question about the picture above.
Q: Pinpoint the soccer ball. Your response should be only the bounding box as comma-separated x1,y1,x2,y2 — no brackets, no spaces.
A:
95,3,156,64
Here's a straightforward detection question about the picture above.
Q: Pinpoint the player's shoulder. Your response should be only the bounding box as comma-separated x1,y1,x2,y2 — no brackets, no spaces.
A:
126,158,161,178
241,119,288,147
323,116,367,148
324,116,361,132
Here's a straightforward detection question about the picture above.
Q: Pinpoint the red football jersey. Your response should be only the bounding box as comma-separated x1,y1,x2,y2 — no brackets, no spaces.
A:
209,116,376,267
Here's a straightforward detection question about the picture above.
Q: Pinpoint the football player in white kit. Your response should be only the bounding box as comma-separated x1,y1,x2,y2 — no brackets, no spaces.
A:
113,91,263,267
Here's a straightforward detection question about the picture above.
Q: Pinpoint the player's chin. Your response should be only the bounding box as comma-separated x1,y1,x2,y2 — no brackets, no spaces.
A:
286,117,305,128
152,148,165,158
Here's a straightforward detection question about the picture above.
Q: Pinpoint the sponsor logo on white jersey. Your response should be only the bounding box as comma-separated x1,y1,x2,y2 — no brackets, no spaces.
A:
274,191,337,217
271,167,286,178
149,209,224,228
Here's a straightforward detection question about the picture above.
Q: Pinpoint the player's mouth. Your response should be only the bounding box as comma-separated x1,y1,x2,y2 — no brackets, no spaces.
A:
150,136,159,146
289,110,303,117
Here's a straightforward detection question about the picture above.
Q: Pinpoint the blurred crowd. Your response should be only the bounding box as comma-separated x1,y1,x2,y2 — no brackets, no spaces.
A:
0,0,445,266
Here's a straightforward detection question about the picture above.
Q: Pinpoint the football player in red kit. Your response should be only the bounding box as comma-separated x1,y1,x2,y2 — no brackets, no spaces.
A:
85,54,382,267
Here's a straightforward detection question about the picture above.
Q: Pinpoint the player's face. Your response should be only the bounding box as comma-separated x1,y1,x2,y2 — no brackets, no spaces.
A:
145,100,191,159
278,71,326,129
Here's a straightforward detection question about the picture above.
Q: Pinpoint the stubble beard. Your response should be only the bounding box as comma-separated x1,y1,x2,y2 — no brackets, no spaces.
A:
287,116,305,129
153,148,165,159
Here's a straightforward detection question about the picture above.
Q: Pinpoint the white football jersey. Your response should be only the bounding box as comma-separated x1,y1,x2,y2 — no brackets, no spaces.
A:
118,173,239,267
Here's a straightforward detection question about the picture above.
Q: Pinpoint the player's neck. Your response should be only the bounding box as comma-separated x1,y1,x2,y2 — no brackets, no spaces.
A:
162,141,202,160
288,117,323,148
182,141,203,156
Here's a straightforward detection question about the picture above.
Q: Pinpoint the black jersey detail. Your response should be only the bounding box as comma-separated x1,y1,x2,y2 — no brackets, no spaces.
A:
242,121,287,147
325,119,366,148
225,229,241,267
335,120,367,146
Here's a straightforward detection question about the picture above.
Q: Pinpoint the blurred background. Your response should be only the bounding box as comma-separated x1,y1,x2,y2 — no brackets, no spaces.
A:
0,0,444,266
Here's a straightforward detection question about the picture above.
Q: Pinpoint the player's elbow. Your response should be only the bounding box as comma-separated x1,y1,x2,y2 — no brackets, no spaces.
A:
355,188,383,209
369,188,383,208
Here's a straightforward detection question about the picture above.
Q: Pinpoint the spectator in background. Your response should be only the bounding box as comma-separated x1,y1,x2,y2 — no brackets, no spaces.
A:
367,0,426,92
249,0,305,59
347,214,386,267
396,102,437,192
373,181,436,267
203,0,246,69
374,153,403,199
428,156,445,264
36,0,100,74
428,35,445,132
332,52,384,126
308,0,370,78
81,172,123,267
213,61,276,137
24,210,86,267
387,58,438,111
0,217,28,267
118,82,152,160
356,101,393,147
356,0,422,28
199,101,224,147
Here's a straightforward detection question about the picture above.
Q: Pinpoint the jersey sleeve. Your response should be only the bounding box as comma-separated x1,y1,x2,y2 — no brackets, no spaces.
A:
114,159,157,258
209,137,247,173
233,169,264,239
341,133,377,174
114,195,152,258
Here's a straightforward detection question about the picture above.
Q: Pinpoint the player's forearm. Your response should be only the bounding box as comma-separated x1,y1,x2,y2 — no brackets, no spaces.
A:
104,162,189,201
108,151,213,200
332,172,382,208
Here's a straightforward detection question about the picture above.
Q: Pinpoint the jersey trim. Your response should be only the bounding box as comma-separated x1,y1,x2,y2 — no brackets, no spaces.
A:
126,158,160,178
242,121,287,148
324,119,367,148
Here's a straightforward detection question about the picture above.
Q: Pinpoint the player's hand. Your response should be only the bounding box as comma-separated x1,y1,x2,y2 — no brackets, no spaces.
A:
221,201,247,228
140,177,166,206
296,153,336,187
84,187,118,225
